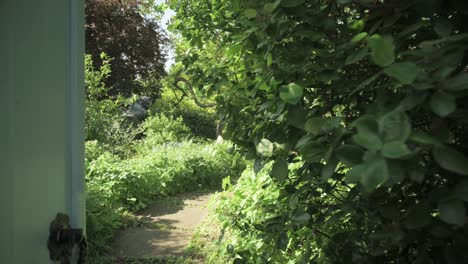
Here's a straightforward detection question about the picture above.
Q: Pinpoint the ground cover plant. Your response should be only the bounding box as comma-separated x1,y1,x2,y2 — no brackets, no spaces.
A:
167,0,468,263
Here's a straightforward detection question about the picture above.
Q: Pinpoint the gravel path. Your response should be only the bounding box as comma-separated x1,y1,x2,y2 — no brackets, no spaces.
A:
112,193,212,258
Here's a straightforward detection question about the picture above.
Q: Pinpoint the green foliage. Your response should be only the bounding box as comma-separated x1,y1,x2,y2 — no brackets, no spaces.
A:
85,53,246,259
169,0,468,262
150,88,217,139
85,0,167,96
142,114,191,143
85,53,142,157
86,139,246,256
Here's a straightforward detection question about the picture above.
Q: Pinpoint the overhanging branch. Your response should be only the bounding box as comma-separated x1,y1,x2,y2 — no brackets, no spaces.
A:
173,71,216,108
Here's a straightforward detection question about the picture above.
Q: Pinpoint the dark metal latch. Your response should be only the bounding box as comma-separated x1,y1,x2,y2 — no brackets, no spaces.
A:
47,213,87,264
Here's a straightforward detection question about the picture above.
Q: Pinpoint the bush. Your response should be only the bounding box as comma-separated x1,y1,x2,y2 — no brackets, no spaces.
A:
170,0,468,263
213,164,358,264
143,114,191,143
150,89,217,139
85,53,143,157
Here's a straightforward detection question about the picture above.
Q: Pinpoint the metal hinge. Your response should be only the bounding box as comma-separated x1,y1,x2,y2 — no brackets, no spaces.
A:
47,213,87,264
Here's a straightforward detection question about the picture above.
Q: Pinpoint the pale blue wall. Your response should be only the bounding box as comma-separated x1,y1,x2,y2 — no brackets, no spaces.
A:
0,0,84,263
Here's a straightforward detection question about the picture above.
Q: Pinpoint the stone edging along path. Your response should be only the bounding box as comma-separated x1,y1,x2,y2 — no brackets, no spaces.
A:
112,193,212,258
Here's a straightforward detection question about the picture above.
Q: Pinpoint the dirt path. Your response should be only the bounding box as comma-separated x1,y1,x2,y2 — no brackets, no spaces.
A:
112,192,212,258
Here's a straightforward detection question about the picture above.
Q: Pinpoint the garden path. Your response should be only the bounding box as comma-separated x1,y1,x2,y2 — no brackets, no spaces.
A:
111,192,212,258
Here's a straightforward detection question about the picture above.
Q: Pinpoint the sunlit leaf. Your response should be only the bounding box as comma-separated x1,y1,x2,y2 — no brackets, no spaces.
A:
244,9,257,19
257,139,274,157
280,83,303,105
292,212,310,224
264,0,281,13
351,32,368,43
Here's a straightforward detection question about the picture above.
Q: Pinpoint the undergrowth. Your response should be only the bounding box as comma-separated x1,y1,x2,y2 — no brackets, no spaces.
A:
85,52,246,260
86,137,245,257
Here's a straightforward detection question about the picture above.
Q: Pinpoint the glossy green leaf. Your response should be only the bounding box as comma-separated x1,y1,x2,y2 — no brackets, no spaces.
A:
292,212,311,224
304,117,325,135
360,155,389,191
351,32,368,43
271,158,289,182
384,62,419,84
244,9,257,19
401,93,428,110
409,132,442,146
345,47,368,65
433,146,468,175
257,139,274,157
298,142,326,162
352,133,383,151
438,199,466,226
443,73,468,91
368,34,395,67
382,141,412,159
289,196,299,209
380,110,411,142
280,83,303,105
430,91,456,117
335,145,364,166
321,159,337,181
351,116,383,150
267,53,273,67
227,244,235,254
264,0,281,13
287,106,307,129
345,163,366,183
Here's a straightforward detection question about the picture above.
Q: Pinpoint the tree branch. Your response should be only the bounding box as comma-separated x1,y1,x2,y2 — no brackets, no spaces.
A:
173,71,216,108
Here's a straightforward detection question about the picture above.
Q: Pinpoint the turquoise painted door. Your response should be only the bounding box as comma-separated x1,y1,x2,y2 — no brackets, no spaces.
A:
0,0,85,263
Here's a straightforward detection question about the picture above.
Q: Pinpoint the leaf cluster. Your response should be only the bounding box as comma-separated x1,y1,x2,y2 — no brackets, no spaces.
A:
169,0,468,262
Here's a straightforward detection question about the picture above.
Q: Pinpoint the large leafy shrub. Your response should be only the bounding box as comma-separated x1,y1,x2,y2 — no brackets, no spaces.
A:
169,0,468,262
143,113,191,143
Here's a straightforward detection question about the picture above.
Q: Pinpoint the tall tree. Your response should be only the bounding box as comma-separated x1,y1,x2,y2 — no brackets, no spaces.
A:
85,0,167,97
